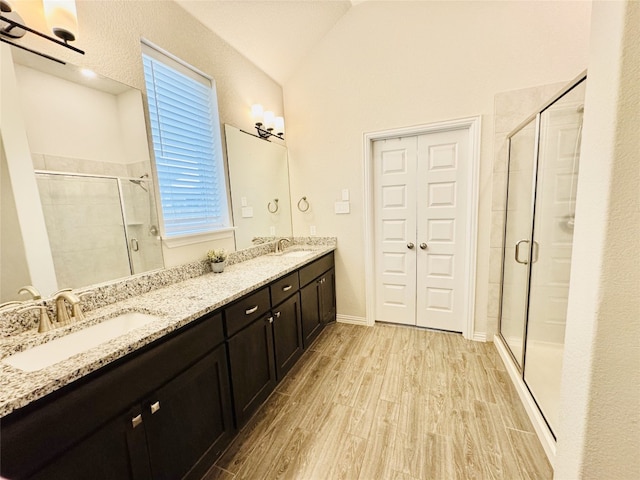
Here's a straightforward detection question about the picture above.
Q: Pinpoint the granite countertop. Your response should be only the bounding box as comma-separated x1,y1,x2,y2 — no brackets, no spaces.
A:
0,245,335,418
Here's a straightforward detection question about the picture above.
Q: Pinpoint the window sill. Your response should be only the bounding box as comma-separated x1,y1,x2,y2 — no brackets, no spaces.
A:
162,228,236,248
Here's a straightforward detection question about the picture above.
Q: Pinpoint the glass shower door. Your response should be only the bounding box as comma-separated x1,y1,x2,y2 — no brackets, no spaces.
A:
499,119,538,368
524,80,586,433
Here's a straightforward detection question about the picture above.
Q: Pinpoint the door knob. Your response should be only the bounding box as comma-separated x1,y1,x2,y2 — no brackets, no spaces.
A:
419,243,427,250
407,242,415,249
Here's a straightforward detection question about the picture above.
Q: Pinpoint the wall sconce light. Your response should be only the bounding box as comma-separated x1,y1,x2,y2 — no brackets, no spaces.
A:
251,104,285,140
42,0,79,43
0,0,84,65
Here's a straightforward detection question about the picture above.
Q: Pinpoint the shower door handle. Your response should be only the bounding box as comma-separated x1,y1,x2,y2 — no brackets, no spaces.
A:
130,238,139,252
515,240,530,265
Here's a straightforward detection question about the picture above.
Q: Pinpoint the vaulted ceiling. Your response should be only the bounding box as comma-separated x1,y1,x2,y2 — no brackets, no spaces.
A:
174,0,356,85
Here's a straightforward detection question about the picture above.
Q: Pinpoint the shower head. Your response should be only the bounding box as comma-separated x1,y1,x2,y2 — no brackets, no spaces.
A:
129,174,149,192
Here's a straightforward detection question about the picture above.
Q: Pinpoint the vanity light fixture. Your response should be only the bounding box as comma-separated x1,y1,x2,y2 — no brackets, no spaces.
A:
251,103,285,140
0,0,84,65
42,0,78,43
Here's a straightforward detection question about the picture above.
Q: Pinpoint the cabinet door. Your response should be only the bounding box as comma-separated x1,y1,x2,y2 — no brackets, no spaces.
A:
227,315,276,427
26,406,150,480
301,280,323,348
272,293,303,380
143,344,234,480
319,268,337,325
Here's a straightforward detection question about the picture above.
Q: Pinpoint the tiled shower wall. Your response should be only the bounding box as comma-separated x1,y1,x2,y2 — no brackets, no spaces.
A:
31,154,162,288
486,81,567,338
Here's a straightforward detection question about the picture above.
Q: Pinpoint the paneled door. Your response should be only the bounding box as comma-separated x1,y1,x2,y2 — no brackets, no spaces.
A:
374,128,470,332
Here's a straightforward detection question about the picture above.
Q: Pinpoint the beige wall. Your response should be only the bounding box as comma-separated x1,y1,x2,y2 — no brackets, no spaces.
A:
284,0,591,333
13,0,284,267
555,1,640,478
0,139,31,301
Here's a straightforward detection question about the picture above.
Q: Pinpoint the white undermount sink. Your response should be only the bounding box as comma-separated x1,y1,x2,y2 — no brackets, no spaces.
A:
3,311,161,372
282,250,314,258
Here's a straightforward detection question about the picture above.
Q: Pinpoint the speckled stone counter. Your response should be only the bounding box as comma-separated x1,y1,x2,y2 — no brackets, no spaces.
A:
0,242,335,418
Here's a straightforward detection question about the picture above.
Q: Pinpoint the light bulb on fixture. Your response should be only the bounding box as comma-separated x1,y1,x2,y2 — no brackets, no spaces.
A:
251,104,264,126
42,0,78,43
263,111,275,130
251,104,285,140
274,117,285,136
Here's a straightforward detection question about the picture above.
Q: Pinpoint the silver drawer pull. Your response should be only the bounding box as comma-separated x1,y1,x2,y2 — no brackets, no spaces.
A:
245,305,258,315
268,316,274,324
274,311,281,318
282,285,292,292
132,414,143,428
150,401,160,414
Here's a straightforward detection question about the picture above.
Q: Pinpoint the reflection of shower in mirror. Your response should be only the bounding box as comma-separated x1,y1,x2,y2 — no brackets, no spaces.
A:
128,173,159,236
129,173,149,192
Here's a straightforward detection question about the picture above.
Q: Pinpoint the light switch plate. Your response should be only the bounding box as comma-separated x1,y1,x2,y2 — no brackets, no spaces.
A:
335,201,350,214
341,188,350,201
241,196,248,207
241,206,254,218
310,225,316,236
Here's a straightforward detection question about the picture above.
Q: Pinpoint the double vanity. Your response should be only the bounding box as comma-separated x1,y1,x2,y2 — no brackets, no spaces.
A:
0,242,336,480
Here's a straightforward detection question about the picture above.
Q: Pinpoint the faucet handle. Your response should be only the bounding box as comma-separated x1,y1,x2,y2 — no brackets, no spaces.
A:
18,304,54,333
52,288,72,297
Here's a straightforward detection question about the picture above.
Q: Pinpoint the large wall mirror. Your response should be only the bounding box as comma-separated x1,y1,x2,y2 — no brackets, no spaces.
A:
1,49,163,302
0,48,294,303
225,124,292,250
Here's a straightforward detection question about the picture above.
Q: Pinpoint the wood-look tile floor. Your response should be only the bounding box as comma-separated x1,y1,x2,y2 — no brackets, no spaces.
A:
204,323,552,480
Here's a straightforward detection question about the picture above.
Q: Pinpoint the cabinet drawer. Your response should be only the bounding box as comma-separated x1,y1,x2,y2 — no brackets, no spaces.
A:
270,272,299,306
299,252,334,287
224,287,270,337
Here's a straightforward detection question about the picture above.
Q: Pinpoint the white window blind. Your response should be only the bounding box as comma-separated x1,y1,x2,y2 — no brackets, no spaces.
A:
142,44,229,238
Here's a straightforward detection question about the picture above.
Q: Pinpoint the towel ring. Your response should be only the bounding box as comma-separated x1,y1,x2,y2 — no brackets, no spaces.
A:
267,198,279,213
297,196,310,213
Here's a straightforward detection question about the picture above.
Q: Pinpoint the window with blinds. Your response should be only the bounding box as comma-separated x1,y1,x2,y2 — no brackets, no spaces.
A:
142,44,229,238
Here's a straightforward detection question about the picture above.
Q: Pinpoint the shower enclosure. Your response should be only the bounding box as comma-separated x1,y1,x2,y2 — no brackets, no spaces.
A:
498,76,586,437
35,172,163,289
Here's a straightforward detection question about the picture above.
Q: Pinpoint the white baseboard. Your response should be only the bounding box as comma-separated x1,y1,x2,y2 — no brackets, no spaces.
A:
473,332,487,342
336,314,368,326
493,335,557,467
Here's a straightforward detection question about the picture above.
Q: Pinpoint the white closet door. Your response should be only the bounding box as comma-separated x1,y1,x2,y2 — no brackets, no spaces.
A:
416,129,469,332
373,137,418,326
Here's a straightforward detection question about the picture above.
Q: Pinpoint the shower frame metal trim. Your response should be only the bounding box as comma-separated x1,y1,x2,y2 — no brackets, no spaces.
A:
496,73,588,442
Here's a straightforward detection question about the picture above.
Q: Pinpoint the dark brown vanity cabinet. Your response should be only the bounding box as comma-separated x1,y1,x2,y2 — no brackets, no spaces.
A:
225,274,303,428
0,313,234,480
271,293,303,380
300,253,336,348
1,251,336,480
226,311,277,428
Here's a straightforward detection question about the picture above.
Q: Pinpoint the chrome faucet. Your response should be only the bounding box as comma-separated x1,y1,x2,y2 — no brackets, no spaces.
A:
275,237,291,254
54,290,84,325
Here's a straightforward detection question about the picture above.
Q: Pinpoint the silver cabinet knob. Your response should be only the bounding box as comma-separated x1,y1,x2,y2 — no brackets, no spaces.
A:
420,243,427,250
407,242,415,249
150,401,160,414
132,414,143,428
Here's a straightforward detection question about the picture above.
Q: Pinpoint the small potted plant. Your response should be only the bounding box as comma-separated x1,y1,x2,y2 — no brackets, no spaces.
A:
207,248,227,273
